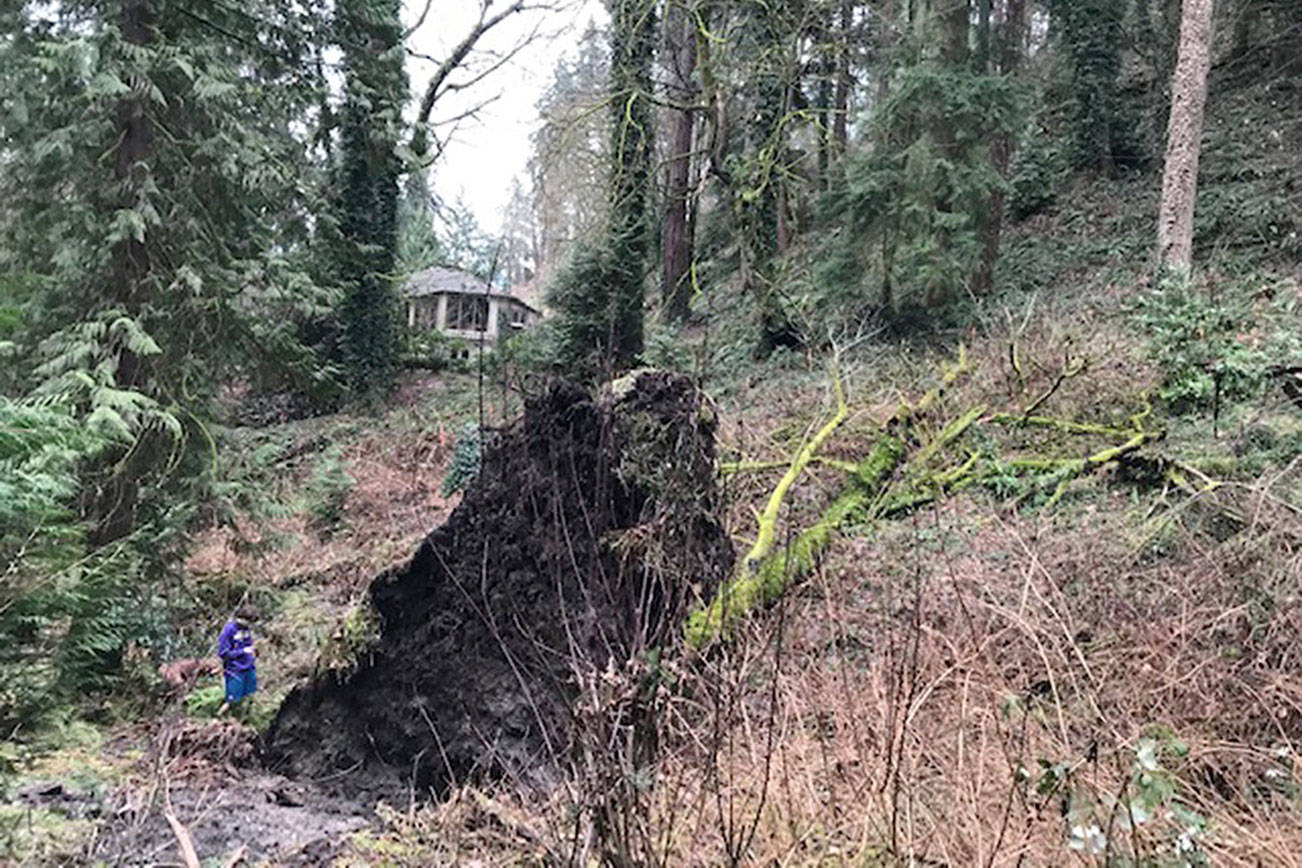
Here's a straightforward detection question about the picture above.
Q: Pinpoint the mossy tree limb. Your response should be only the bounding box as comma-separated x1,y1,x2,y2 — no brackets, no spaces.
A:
686,347,1177,648
735,359,849,579
987,412,1136,439
687,434,904,648
688,348,970,648
1042,429,1165,508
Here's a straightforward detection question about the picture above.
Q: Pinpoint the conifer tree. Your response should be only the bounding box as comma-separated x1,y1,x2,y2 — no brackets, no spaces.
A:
1053,0,1127,172
0,0,331,710
1,0,330,539
553,0,656,373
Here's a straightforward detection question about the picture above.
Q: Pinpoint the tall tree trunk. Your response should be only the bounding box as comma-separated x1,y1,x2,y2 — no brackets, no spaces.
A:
976,0,993,70
973,0,1026,295
662,0,698,322
336,0,406,399
832,0,852,155
940,0,970,64
1157,0,1215,274
606,0,656,366
930,0,969,307
816,69,832,186
91,0,155,545
816,3,834,189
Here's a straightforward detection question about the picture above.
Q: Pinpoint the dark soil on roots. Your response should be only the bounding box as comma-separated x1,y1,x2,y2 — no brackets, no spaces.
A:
262,372,733,798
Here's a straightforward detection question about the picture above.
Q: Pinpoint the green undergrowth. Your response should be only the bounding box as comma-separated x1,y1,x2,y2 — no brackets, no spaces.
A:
0,718,129,863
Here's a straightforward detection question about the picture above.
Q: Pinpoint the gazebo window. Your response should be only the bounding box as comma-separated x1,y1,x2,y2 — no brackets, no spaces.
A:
446,293,489,332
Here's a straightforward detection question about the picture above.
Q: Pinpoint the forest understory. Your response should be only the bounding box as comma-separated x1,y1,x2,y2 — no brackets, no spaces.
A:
9,245,1301,864
3,0,1302,865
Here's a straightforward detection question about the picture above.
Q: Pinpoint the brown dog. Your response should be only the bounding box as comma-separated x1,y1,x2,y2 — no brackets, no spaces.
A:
158,657,219,699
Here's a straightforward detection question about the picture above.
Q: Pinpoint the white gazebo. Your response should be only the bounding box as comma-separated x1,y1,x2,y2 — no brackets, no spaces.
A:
402,266,541,343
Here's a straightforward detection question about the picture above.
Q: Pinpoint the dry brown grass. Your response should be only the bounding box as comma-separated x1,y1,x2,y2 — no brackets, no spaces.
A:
184,421,456,595
347,315,1302,865
636,477,1302,866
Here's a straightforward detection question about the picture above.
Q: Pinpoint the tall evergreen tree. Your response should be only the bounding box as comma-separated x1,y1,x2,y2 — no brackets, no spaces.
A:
1053,0,1127,172
333,0,408,400
0,0,330,540
0,0,331,712
553,0,656,373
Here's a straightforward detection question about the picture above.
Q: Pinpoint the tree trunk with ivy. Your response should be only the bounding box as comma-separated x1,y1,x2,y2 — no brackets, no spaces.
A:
832,0,851,156
553,0,655,373
335,0,407,401
1055,0,1125,173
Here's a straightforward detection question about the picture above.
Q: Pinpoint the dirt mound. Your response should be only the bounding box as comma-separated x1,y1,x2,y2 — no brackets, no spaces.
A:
263,372,732,796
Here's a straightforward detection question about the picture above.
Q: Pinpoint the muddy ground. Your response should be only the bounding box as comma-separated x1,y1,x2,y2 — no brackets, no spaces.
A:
89,769,368,866
40,373,730,865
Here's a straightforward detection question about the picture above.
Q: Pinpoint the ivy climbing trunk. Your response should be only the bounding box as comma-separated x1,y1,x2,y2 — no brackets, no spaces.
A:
1055,0,1125,173
1157,0,1216,274
335,0,407,401
551,0,655,375
606,0,656,367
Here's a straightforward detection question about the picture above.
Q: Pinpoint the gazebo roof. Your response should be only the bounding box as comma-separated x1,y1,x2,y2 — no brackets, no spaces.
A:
402,266,539,313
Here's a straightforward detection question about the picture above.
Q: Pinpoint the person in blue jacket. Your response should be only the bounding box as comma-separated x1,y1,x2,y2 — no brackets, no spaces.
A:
217,606,258,715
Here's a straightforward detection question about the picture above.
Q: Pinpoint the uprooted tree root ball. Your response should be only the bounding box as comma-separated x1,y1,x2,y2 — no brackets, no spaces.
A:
262,371,733,797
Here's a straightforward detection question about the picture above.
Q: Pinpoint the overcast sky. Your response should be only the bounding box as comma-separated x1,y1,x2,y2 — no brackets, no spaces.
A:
405,1,606,236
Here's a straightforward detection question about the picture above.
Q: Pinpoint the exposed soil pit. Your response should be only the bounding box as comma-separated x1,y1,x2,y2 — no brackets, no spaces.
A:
92,771,368,866
264,371,733,797
79,719,370,866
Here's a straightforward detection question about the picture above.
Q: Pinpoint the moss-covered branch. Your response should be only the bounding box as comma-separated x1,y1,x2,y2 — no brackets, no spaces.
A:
740,359,849,574
1043,430,1163,508
719,455,862,476
687,434,903,647
687,348,969,648
685,345,1178,649
987,412,1135,439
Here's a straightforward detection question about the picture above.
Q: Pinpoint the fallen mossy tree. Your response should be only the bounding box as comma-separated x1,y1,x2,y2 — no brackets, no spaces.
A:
687,348,970,647
687,347,1196,648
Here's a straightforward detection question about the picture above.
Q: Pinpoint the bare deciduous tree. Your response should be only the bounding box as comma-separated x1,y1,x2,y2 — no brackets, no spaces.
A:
1157,0,1216,274
408,0,564,161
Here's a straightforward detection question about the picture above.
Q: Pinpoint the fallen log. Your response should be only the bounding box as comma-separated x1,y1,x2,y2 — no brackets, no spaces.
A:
686,347,1181,648
687,347,970,648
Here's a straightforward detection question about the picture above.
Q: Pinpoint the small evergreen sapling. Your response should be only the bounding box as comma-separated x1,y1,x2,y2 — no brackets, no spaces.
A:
440,423,481,497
